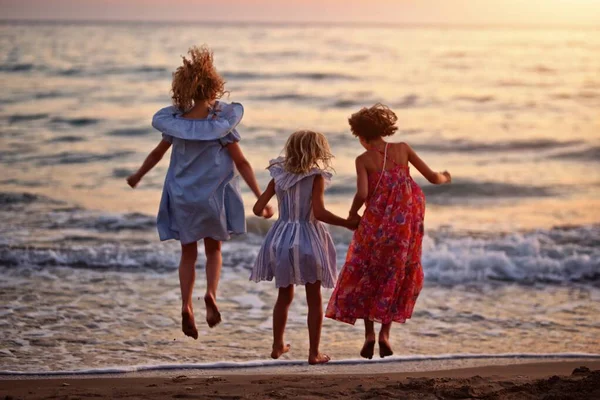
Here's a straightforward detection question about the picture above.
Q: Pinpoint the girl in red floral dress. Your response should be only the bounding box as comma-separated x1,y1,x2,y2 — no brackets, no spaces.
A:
325,103,451,359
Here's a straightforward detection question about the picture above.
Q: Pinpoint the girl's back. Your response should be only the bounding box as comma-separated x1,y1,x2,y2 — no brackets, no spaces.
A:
360,142,424,213
270,161,328,223
326,141,426,326
251,158,337,289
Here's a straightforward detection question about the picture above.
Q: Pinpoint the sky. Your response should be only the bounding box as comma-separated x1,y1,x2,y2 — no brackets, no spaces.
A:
1,0,599,26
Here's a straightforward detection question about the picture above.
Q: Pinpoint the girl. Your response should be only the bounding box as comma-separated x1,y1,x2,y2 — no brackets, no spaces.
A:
127,46,273,340
325,103,451,359
251,130,357,365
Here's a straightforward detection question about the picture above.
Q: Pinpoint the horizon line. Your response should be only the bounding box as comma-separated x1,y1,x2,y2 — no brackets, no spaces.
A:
1,18,599,30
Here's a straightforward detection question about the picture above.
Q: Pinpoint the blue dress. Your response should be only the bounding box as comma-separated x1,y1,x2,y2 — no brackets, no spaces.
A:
151,101,246,244
250,158,337,288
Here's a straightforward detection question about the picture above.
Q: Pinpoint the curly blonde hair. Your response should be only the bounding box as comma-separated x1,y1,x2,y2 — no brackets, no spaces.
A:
348,103,398,141
280,130,333,174
171,45,227,111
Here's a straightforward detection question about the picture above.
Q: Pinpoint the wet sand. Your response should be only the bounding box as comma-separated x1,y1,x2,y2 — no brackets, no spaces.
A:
2,360,599,399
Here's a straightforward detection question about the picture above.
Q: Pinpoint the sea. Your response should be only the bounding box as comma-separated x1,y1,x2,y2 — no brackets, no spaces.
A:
0,21,599,374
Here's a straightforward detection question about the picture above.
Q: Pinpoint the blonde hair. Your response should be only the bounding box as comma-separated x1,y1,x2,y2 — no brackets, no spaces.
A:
171,45,227,111
348,103,398,141
280,130,333,174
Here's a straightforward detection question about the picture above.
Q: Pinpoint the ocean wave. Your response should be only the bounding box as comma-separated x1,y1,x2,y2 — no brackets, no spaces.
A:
453,95,495,103
0,63,34,72
112,168,133,178
50,117,101,126
1,63,169,77
327,179,555,202
424,225,600,285
107,127,152,137
223,70,358,81
550,146,600,162
7,113,49,124
47,135,87,143
18,151,134,166
43,210,156,232
1,222,598,286
1,193,597,285
0,192,51,206
2,352,598,375
422,180,555,202
393,94,420,108
530,65,557,74
332,99,365,108
252,93,322,102
414,138,584,153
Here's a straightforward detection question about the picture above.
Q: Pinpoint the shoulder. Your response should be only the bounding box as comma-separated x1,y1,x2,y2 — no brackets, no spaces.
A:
355,151,369,164
392,141,412,156
395,142,411,151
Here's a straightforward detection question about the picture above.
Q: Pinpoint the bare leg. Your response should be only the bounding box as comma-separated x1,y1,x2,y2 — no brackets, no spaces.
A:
306,281,330,365
379,322,393,358
203,238,222,328
179,241,198,339
360,319,376,359
271,285,294,359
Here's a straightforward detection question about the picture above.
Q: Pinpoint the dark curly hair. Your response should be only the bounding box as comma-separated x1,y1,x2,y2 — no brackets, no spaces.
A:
348,103,398,141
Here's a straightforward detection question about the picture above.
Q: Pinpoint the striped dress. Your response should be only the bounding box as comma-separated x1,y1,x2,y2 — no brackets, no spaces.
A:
250,158,337,288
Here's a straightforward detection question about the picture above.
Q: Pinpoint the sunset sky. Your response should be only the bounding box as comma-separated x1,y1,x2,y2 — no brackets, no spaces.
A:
1,0,599,26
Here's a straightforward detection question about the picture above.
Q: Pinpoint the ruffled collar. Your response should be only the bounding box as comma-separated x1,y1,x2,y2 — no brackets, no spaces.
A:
152,101,244,141
267,157,332,191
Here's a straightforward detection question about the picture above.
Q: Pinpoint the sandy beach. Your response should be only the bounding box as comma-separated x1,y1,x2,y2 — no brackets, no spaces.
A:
2,359,599,399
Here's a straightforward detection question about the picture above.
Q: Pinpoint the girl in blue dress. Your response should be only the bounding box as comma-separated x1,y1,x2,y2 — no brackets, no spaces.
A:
127,46,273,339
251,130,358,364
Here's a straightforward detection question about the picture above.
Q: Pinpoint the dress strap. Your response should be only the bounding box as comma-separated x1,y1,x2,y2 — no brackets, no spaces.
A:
372,143,388,195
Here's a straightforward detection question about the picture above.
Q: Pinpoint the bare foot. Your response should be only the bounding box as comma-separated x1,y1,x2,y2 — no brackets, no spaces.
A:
181,310,198,340
379,339,394,358
308,353,331,365
271,343,291,359
360,339,376,360
204,294,222,328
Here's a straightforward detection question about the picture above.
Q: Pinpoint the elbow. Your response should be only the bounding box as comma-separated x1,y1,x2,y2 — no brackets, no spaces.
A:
427,173,441,185
355,191,368,204
313,208,326,222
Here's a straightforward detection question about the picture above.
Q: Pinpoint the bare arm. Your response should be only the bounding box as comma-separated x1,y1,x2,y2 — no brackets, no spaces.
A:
348,156,369,217
127,139,171,188
406,143,451,184
253,179,276,217
312,175,356,230
227,142,274,218
227,142,262,197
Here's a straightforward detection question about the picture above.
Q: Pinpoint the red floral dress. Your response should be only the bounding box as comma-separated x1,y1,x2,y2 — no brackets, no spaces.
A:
326,145,425,325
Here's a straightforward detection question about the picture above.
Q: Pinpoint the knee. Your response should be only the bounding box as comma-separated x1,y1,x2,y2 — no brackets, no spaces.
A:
277,286,294,306
181,242,198,261
204,239,222,258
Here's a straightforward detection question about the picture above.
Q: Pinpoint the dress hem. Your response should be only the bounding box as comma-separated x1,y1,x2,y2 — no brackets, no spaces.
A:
324,313,413,326
159,230,246,244
250,276,335,289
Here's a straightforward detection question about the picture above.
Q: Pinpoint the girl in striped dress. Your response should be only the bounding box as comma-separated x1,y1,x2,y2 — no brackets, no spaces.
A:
251,130,358,365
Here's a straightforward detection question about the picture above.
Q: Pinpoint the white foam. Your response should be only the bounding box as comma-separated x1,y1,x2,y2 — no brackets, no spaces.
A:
2,352,599,376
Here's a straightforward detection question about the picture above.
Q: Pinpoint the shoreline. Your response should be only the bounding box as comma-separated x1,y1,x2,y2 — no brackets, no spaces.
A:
1,359,599,399
3,353,600,378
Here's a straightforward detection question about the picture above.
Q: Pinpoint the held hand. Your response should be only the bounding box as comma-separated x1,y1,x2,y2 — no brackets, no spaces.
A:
346,213,361,230
262,205,274,219
441,171,452,184
126,174,141,188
